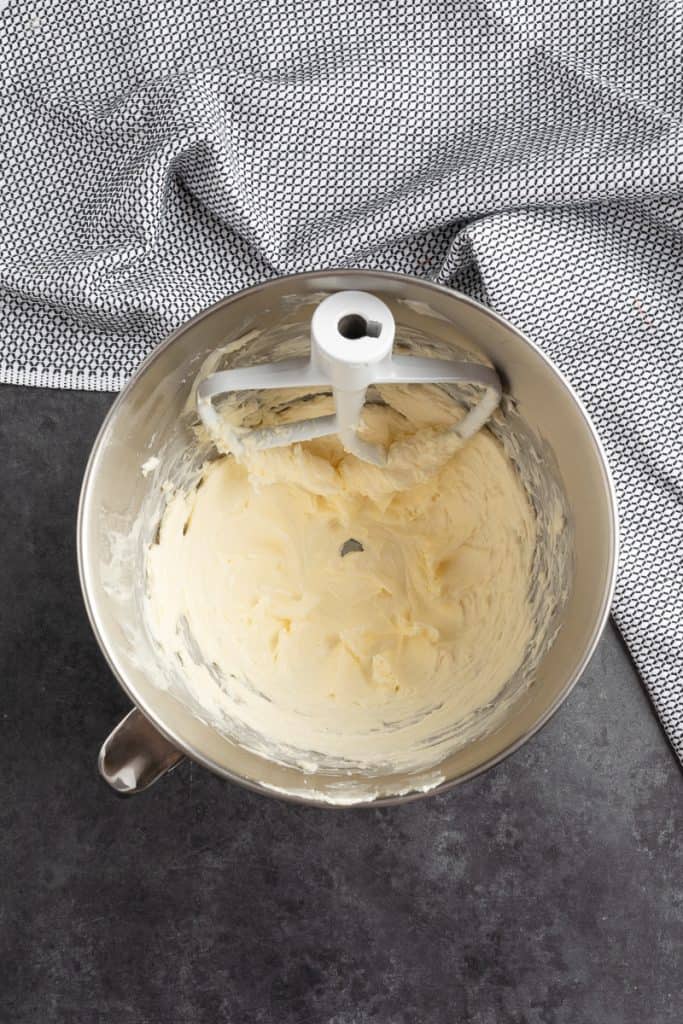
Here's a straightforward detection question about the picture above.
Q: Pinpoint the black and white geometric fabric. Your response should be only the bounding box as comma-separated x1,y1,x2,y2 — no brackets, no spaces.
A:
2,2,682,759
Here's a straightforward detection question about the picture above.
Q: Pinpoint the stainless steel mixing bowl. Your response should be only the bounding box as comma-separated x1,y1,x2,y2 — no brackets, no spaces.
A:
78,270,618,805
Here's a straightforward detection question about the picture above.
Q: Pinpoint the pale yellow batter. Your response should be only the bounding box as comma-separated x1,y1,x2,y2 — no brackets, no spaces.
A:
145,385,537,773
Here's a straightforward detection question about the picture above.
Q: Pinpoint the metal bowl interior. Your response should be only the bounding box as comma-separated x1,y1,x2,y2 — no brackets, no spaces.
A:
78,270,618,806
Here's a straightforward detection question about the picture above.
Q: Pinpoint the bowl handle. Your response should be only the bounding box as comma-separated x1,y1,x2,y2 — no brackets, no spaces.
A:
98,707,185,795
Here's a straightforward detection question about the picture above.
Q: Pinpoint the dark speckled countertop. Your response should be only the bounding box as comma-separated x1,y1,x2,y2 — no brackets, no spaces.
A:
1,384,681,1024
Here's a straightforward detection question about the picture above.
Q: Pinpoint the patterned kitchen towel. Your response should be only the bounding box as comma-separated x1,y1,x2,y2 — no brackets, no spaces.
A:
1,2,681,759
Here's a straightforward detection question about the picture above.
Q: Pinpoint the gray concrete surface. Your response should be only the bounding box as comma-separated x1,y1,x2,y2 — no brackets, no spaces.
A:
1,384,681,1023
